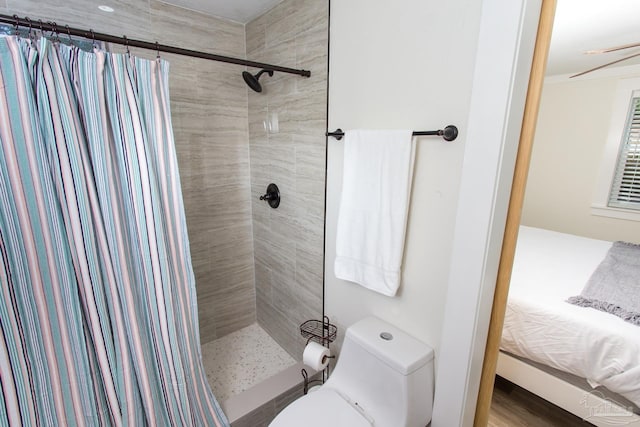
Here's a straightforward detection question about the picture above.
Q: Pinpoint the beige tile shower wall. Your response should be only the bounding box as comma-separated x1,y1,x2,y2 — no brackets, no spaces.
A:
3,0,256,343
246,0,328,360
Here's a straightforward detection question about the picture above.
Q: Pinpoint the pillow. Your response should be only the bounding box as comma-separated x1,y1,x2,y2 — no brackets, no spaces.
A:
567,241,640,326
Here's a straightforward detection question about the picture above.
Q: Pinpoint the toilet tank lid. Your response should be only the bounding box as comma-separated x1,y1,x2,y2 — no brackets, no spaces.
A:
346,317,434,375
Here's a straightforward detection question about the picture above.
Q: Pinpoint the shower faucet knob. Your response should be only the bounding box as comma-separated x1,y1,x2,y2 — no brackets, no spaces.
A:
260,183,280,208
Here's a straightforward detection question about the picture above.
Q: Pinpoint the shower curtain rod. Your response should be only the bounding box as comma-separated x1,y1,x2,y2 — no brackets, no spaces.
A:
0,13,311,78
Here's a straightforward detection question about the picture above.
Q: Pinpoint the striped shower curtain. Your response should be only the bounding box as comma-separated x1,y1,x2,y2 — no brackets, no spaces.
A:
0,36,228,426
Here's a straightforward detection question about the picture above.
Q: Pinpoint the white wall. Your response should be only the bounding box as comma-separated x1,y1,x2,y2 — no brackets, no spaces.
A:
326,1,541,426
326,0,482,359
522,70,640,242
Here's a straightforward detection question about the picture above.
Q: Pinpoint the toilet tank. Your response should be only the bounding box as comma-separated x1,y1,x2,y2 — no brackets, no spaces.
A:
324,317,434,427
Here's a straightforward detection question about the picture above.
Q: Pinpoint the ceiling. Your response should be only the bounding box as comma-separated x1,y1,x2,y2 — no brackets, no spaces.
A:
157,0,640,77
547,0,640,76
157,0,284,23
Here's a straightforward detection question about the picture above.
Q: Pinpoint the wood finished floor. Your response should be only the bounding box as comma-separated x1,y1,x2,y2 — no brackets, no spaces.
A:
488,376,594,427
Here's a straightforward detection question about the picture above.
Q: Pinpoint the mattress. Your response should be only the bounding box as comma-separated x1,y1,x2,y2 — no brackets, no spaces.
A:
500,226,640,407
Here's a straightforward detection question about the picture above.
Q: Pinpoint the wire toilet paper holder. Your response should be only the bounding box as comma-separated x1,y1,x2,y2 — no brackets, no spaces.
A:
300,316,337,346
299,316,337,394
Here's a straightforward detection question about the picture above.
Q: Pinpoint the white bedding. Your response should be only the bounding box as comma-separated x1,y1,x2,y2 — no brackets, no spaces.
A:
501,226,640,406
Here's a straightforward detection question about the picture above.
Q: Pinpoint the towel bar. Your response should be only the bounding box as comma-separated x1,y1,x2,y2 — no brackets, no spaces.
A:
326,125,458,142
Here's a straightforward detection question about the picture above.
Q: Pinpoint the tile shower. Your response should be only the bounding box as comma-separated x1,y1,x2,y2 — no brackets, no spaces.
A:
247,0,327,361
2,0,327,417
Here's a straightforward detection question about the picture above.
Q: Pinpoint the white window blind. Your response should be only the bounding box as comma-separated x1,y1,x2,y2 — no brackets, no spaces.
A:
608,96,640,210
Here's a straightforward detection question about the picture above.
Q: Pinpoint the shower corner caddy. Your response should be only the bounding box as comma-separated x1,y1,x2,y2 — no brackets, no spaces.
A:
300,316,337,346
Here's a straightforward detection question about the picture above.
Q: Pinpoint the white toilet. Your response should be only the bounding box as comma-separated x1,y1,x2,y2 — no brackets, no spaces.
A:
270,316,434,427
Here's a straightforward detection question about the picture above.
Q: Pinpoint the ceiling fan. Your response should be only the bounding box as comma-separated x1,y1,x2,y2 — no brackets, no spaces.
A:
571,41,640,78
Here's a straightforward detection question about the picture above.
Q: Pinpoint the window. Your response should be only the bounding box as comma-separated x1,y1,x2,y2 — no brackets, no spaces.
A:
592,79,640,221
608,95,640,210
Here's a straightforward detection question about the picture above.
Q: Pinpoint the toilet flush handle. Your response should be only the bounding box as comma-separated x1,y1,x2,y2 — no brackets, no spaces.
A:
380,332,393,341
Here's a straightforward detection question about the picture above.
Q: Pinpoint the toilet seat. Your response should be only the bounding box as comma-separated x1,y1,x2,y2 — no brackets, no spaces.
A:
269,388,372,427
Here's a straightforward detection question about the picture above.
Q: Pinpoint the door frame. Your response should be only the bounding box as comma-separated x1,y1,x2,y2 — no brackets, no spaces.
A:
432,0,554,424
473,0,556,425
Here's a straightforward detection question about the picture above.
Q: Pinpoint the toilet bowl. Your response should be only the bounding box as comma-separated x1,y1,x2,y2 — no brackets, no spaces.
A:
270,316,434,427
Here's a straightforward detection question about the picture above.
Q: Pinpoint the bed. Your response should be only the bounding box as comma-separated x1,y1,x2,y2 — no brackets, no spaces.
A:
498,226,640,426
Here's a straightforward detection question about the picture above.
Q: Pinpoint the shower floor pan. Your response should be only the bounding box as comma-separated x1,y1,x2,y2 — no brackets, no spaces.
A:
202,323,313,426
202,323,296,401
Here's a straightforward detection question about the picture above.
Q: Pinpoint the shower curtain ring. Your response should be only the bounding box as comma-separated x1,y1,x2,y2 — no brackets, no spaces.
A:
90,29,96,48
65,25,74,45
155,41,160,59
124,35,130,56
12,15,19,34
25,17,33,37
51,22,59,42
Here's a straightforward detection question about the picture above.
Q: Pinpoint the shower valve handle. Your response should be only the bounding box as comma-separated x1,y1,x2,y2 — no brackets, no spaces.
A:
260,183,280,209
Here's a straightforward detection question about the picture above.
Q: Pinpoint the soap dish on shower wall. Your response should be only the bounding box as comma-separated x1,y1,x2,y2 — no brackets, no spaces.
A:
300,316,337,346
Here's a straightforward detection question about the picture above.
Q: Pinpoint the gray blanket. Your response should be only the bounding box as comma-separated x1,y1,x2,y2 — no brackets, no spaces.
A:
567,241,640,326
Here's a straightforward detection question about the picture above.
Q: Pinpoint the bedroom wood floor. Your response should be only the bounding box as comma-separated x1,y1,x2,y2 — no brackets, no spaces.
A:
489,376,594,426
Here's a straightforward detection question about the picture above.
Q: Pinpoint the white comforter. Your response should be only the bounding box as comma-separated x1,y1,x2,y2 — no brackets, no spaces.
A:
501,226,640,406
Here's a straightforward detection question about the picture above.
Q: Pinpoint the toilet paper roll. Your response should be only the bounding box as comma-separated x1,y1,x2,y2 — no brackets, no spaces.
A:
303,341,331,370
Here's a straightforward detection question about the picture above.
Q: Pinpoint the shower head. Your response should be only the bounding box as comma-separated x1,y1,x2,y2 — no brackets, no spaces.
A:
242,69,274,93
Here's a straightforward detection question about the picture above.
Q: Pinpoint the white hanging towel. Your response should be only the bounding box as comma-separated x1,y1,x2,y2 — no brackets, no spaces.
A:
334,129,416,296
